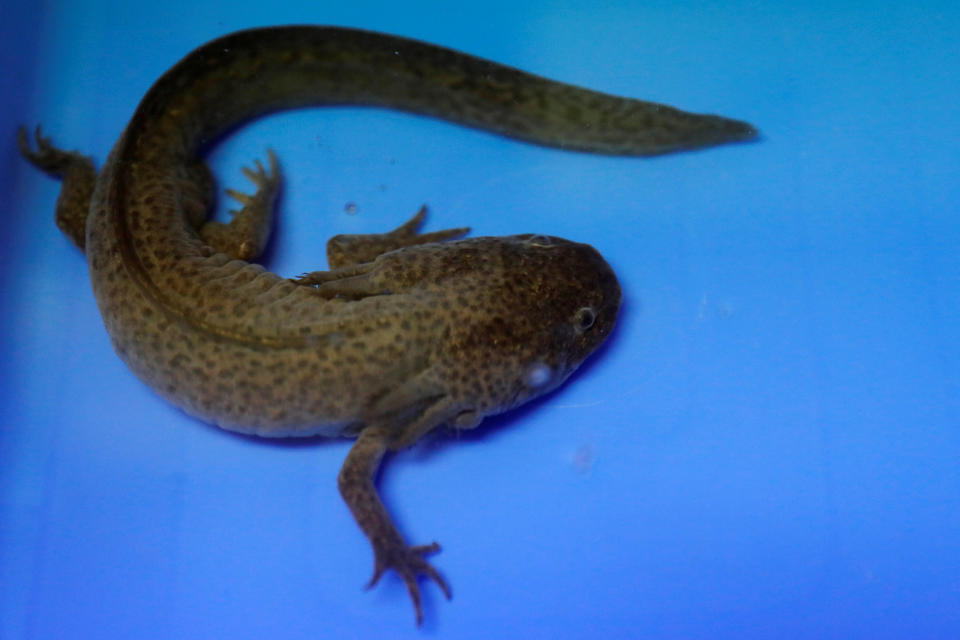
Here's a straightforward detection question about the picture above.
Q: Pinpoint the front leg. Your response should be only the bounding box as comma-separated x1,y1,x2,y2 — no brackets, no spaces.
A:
296,208,468,289
327,206,468,269
338,424,452,626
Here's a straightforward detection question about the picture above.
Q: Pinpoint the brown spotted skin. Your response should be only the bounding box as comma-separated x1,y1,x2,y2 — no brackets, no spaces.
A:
19,26,755,625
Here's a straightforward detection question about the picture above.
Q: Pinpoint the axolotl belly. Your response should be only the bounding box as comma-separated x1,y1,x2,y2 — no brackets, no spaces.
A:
19,26,756,625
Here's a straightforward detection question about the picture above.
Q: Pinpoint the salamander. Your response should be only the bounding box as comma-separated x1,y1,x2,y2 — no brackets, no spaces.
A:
18,26,756,625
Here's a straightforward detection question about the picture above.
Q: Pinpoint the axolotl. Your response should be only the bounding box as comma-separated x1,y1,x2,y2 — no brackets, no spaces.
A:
19,26,756,625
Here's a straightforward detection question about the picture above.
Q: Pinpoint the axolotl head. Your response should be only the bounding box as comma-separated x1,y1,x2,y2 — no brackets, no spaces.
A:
390,233,621,427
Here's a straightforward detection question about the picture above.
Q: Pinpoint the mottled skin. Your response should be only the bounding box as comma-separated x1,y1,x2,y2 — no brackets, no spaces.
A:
19,26,756,625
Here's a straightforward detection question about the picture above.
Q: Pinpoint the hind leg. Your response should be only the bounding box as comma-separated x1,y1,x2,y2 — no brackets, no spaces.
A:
199,150,281,262
18,126,96,249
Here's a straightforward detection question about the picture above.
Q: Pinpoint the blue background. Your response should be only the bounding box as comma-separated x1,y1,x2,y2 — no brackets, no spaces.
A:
2,1,958,638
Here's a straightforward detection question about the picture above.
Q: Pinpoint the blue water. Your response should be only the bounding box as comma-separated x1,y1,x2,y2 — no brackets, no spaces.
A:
3,2,958,638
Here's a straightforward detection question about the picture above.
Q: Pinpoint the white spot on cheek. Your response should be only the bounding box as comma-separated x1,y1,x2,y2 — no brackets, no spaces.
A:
524,362,553,388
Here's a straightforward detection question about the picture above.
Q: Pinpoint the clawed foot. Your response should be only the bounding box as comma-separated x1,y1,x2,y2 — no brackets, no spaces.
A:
367,540,452,627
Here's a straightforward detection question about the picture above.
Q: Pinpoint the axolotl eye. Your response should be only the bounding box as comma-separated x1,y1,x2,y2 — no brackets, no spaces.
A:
573,306,597,333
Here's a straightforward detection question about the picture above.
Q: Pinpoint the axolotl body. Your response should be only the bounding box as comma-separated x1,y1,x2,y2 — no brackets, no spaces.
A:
19,26,756,624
